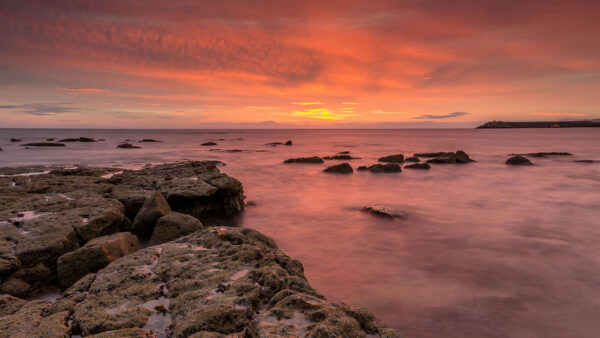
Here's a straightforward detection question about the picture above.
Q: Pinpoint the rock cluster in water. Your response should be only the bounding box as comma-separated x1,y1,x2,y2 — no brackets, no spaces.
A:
0,161,397,337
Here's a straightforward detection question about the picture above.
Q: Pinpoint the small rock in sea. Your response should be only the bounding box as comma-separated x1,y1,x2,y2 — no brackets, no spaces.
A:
405,156,420,162
58,137,96,142
139,139,161,142
364,163,402,173
506,155,533,165
357,166,368,170
516,152,573,157
283,156,324,164
378,154,405,163
201,142,217,146
427,150,475,164
10,138,21,142
414,152,449,157
20,142,66,147
0,147,2,151
285,140,293,145
574,160,596,163
338,151,350,154
322,154,361,160
116,143,141,149
265,142,284,146
46,138,55,141
405,163,431,169
362,206,405,218
323,163,353,174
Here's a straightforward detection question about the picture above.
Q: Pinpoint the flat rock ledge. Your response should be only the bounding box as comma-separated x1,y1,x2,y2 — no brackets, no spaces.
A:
2,227,399,337
0,161,245,297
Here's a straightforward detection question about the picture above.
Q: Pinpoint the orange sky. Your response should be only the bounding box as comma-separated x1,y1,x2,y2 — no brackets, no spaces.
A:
1,0,599,128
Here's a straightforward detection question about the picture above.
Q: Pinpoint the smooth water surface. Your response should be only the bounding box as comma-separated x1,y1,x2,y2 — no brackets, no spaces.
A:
1,128,600,337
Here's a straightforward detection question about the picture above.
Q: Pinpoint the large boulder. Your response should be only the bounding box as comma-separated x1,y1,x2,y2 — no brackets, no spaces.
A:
130,192,172,237
323,163,354,174
506,156,533,165
149,212,203,245
0,299,71,337
283,156,324,164
378,154,404,163
427,150,475,164
43,227,398,337
57,232,139,288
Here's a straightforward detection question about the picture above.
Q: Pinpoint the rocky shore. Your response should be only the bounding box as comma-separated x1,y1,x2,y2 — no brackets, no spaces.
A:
0,161,398,337
476,120,600,128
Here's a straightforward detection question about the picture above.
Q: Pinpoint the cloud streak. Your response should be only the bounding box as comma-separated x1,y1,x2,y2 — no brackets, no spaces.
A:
414,112,469,119
0,103,84,116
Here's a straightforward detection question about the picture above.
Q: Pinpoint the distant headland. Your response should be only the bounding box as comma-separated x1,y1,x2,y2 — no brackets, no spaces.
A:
476,120,600,128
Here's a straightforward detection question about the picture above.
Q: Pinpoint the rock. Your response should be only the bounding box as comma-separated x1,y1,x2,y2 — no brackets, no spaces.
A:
514,152,573,157
323,154,361,160
506,155,533,165
414,152,450,157
116,143,141,149
43,227,397,337
58,137,96,142
364,164,401,173
20,142,66,147
0,278,31,297
139,139,161,143
362,206,405,218
338,151,350,154
404,163,431,169
357,166,368,171
405,156,420,162
201,142,217,146
57,232,139,288
46,138,55,141
0,299,71,337
427,150,475,164
283,156,324,164
378,154,404,163
323,163,353,174
0,294,27,315
574,160,596,163
0,147,2,151
10,138,22,142
149,212,203,245
284,140,293,145
130,191,172,237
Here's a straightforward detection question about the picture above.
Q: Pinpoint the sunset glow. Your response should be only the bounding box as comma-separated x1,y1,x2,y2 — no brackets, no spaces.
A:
1,0,599,128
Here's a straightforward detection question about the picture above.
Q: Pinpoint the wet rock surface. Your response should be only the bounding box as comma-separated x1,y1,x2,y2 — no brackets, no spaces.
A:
283,156,324,164
149,212,203,245
427,150,475,164
362,206,405,219
506,156,533,165
378,154,405,163
32,227,397,337
0,161,244,297
404,163,431,170
323,163,354,174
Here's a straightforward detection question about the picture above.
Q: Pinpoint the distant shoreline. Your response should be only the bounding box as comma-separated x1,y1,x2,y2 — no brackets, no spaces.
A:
476,120,600,128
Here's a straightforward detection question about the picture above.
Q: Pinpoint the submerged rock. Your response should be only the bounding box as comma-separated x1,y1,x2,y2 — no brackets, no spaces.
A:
284,140,293,145
362,206,405,218
323,163,353,174
363,164,402,173
574,160,596,163
378,154,404,163
130,192,172,237
20,143,66,147
322,154,361,160
283,156,324,164
41,227,398,337
116,143,141,149
149,212,203,245
427,150,475,164
57,232,139,288
404,156,420,162
58,137,96,142
201,142,217,146
139,139,161,143
506,156,533,165
10,138,21,142
338,151,351,154
516,152,573,157
404,163,431,170
414,152,449,158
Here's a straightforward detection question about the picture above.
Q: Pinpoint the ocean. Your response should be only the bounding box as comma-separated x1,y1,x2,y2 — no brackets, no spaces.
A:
1,128,600,337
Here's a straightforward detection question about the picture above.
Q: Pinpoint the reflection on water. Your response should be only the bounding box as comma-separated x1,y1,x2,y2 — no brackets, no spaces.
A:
1,128,600,337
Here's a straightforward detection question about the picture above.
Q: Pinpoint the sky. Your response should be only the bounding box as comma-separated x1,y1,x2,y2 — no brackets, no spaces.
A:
1,0,599,128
